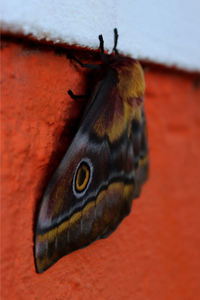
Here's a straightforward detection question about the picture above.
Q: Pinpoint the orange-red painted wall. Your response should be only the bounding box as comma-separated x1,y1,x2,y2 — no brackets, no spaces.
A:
1,39,200,300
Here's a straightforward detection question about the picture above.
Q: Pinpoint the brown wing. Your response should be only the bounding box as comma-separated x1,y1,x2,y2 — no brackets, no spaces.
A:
35,62,148,273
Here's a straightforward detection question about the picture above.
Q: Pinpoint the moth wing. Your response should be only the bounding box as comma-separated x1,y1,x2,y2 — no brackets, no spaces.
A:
35,68,148,273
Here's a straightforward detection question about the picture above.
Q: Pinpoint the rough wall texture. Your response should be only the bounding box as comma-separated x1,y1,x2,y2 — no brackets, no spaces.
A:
1,38,200,300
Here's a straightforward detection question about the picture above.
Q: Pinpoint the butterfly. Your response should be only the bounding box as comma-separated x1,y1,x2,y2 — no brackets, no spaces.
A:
35,29,149,273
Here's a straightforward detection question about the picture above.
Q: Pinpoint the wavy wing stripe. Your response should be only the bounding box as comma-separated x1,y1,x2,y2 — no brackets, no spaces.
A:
35,181,137,272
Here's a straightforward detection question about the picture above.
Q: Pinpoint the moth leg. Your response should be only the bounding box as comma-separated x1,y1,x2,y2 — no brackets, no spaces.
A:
66,53,99,69
68,89,87,100
113,28,119,55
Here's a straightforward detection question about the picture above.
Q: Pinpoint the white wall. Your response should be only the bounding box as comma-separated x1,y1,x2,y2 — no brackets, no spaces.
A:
1,0,200,71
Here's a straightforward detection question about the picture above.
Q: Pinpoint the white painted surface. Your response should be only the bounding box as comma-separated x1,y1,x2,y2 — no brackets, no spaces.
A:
1,0,200,71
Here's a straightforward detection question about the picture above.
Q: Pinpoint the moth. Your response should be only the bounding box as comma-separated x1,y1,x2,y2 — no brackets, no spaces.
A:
35,29,148,273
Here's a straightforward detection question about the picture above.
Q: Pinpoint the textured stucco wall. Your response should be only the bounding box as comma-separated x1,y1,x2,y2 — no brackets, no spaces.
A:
1,38,200,300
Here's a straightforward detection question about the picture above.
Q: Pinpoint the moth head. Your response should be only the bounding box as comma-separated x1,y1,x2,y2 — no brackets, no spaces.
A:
72,158,93,198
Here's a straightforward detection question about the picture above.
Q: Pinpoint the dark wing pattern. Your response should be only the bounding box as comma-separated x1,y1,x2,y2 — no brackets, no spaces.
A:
35,51,148,273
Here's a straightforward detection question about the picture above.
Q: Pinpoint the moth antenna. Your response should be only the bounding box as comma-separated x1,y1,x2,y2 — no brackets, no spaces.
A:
98,33,109,63
113,28,119,55
98,34,104,54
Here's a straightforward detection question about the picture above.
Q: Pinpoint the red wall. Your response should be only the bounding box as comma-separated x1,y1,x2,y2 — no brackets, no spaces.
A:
1,38,200,300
